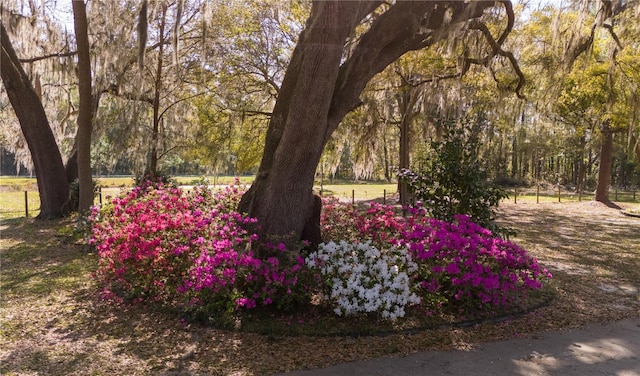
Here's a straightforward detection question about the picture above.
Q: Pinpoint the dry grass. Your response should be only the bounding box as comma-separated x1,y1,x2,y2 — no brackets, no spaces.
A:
1,201,639,375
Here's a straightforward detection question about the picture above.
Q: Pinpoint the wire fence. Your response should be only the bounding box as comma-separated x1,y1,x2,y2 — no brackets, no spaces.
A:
1,185,638,220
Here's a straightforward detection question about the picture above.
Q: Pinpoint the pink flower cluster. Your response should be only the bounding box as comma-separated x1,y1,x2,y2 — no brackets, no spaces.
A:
321,199,552,316
89,182,311,313
90,185,550,319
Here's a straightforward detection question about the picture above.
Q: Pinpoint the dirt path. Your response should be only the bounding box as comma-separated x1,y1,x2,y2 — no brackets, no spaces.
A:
497,201,640,324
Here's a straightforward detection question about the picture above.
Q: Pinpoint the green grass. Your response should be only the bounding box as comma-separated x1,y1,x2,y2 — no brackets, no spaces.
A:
94,175,256,187
0,176,38,189
316,183,398,202
0,191,41,219
0,218,97,299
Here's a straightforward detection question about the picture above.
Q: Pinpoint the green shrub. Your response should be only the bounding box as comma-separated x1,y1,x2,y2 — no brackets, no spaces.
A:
398,120,512,237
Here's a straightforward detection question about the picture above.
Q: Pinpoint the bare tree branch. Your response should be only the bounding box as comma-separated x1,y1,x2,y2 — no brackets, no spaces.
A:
18,50,77,63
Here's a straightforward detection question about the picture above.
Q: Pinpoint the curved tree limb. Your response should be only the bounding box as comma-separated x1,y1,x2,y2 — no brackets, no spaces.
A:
327,1,505,137
468,18,526,99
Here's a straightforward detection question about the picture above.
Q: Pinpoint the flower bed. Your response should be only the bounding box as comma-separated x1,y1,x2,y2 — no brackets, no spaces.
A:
89,185,551,323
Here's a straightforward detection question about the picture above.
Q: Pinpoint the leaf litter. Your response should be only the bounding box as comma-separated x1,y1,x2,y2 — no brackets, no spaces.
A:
1,201,638,375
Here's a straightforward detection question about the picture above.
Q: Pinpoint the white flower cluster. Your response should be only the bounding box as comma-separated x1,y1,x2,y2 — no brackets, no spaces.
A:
306,240,420,320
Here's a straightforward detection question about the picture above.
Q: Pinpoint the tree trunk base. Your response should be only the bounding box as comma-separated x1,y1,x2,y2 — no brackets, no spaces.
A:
301,194,322,253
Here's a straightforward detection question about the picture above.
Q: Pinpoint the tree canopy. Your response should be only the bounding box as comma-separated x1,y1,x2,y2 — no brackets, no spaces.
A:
1,0,639,222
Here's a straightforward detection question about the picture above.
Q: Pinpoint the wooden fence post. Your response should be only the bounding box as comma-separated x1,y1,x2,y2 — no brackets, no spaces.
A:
578,185,582,202
24,191,29,217
558,185,561,202
536,184,540,204
514,186,517,204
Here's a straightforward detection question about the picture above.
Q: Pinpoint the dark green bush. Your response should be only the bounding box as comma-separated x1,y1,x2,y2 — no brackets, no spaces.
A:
398,120,513,238
134,171,177,189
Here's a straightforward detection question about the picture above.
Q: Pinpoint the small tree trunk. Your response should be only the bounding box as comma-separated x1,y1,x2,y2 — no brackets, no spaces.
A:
1,24,70,218
630,132,640,167
595,123,614,202
149,3,167,179
73,0,95,214
396,83,420,208
398,113,410,208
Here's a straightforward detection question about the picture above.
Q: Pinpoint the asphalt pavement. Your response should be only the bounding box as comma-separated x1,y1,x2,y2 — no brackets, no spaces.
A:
277,318,640,376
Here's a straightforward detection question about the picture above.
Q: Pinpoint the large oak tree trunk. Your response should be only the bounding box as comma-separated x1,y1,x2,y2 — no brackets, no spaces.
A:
1,24,70,219
238,1,506,246
239,1,358,243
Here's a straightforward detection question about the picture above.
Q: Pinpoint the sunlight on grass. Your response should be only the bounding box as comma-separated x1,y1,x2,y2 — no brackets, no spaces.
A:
316,183,397,202
0,191,40,219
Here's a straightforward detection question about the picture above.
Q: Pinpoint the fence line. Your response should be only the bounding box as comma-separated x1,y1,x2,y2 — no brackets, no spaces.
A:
1,186,638,219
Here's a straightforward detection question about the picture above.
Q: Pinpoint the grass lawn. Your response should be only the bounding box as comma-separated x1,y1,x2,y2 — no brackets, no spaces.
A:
1,201,638,375
0,177,399,219
5,175,637,220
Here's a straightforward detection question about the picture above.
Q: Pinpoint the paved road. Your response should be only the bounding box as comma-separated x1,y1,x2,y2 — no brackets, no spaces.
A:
278,318,640,376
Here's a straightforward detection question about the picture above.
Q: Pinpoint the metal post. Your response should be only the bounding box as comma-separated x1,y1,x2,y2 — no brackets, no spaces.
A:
383,189,386,205
352,190,355,205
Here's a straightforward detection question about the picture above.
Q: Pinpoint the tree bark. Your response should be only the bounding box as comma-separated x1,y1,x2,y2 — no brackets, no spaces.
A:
1,24,70,219
396,84,421,209
239,1,360,243
595,123,614,202
73,0,95,214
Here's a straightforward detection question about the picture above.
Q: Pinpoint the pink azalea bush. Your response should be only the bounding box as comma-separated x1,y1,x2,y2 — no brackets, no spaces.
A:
89,182,312,314
89,184,550,321
320,199,552,317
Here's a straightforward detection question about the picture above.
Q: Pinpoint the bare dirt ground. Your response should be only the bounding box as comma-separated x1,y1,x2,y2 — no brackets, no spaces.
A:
1,201,639,375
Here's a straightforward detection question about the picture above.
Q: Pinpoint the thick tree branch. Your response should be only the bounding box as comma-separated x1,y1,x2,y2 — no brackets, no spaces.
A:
328,1,501,137
602,23,624,50
103,84,154,105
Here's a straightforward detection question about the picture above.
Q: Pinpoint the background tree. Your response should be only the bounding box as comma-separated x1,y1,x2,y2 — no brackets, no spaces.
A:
72,0,94,213
1,19,70,218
